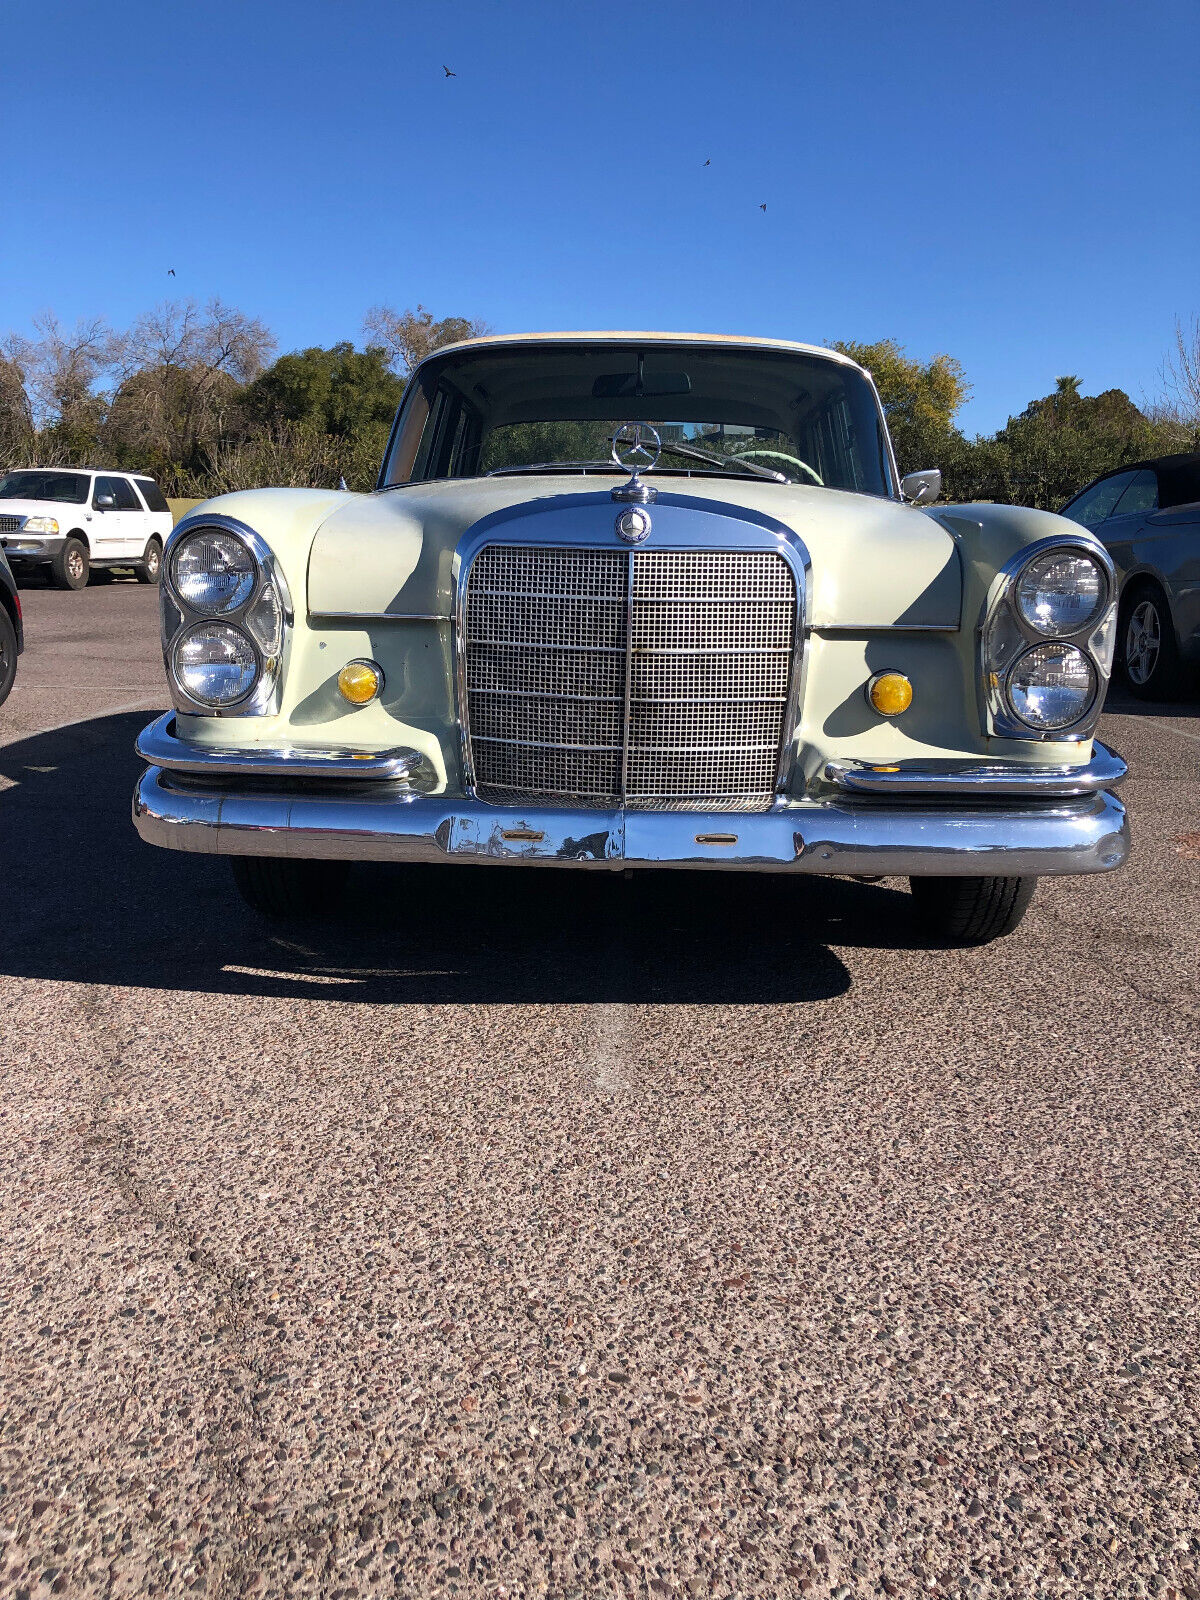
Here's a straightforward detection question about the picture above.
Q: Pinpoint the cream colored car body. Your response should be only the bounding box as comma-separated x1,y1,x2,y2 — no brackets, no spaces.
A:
172,478,1095,795
134,331,1129,917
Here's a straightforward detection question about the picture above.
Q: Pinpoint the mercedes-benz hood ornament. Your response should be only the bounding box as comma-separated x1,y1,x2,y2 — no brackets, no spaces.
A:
610,422,661,504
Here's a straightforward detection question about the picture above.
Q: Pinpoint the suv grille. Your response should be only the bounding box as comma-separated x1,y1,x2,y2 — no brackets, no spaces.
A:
0,515,23,534
463,545,797,809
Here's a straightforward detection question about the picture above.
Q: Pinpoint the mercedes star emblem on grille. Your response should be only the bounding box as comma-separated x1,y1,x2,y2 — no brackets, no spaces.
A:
615,506,652,543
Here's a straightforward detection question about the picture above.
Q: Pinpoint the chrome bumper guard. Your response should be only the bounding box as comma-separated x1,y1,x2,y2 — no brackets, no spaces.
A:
135,713,434,784
825,741,1126,798
134,717,1130,878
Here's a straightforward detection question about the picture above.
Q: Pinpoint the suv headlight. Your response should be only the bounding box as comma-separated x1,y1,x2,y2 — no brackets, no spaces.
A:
981,536,1116,741
23,515,59,535
160,516,292,716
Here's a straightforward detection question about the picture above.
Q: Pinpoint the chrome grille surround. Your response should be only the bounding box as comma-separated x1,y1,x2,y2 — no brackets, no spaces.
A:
458,504,807,810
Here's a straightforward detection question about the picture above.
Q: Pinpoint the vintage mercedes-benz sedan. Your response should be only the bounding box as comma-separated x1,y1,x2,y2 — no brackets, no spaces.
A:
133,332,1129,945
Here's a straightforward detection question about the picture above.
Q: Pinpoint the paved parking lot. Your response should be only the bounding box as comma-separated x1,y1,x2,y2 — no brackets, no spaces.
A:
1,578,1198,1600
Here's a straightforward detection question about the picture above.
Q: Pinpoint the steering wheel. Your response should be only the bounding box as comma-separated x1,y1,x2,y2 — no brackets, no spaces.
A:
729,449,823,486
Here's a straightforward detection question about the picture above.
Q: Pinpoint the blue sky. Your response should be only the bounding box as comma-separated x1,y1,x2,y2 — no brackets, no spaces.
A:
3,0,1197,435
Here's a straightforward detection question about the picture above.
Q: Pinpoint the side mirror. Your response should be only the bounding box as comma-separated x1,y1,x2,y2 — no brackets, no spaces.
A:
95,493,116,510
900,469,942,506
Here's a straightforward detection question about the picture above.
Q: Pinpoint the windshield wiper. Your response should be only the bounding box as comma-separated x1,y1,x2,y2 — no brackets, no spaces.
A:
653,440,787,482
488,451,789,482
487,461,618,476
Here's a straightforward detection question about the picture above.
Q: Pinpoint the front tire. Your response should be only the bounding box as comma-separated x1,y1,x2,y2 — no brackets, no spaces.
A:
230,856,349,919
51,536,89,590
0,606,17,707
1121,582,1185,700
910,875,1036,945
136,537,163,584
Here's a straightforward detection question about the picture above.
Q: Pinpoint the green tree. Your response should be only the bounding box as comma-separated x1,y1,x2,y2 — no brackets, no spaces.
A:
243,343,404,439
983,378,1160,508
832,338,971,478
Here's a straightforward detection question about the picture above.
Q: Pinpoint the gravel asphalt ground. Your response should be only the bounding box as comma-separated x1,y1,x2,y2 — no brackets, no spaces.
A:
1,577,1198,1600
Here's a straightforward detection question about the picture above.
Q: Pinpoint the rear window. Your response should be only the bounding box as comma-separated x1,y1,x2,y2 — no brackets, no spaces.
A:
135,478,169,513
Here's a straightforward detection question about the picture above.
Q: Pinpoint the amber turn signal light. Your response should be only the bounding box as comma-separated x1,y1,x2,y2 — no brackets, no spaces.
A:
337,659,384,705
866,671,913,716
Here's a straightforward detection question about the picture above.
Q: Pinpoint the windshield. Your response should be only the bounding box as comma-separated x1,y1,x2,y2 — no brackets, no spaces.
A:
0,470,90,505
381,342,895,497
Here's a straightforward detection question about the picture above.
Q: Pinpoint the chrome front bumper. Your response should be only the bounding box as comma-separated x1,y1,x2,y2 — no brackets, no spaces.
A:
133,717,1130,878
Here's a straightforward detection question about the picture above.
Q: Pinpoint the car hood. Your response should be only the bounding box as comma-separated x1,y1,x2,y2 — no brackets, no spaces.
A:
0,499,74,520
306,476,963,629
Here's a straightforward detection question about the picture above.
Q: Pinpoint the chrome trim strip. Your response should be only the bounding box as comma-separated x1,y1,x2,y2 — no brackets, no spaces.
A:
133,766,1129,878
135,712,435,785
813,622,959,634
619,548,635,802
307,611,448,623
824,740,1127,798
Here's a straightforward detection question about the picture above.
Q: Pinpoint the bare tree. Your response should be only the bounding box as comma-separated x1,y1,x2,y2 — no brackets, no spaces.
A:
108,298,276,468
3,313,117,456
0,352,35,468
362,303,490,377
1160,316,1200,425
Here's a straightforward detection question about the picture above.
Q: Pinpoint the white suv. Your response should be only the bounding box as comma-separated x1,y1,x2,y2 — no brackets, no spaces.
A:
0,467,174,589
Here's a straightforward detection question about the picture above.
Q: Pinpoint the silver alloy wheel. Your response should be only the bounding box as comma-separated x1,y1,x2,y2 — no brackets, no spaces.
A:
67,546,85,582
146,543,161,576
1125,598,1161,686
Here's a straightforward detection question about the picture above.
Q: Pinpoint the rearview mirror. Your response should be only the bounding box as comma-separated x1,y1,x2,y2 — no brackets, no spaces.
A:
900,469,942,506
95,493,116,509
592,370,692,400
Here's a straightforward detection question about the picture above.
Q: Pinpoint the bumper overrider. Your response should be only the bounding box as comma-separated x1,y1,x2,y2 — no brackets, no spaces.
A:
133,713,1129,878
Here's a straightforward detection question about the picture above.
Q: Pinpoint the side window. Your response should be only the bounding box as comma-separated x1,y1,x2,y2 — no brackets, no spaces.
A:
1110,469,1158,519
1061,471,1136,528
135,478,170,513
113,478,142,511
93,475,126,508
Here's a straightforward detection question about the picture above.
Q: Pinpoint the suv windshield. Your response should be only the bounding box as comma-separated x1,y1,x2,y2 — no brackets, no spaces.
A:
381,342,895,497
0,470,90,505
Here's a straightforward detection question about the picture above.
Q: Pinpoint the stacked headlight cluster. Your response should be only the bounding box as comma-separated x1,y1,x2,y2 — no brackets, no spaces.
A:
983,540,1116,739
161,518,291,714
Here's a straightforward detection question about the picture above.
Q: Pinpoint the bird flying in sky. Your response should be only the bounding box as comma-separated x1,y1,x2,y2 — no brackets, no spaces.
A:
167,268,175,276
759,204,767,212
703,158,710,166
443,65,456,77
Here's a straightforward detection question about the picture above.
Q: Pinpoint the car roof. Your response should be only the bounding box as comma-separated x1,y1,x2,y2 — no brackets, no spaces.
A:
410,329,867,378
8,466,158,479
1085,452,1200,509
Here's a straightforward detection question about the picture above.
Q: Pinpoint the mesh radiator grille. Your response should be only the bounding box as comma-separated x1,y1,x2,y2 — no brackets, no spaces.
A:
463,544,797,808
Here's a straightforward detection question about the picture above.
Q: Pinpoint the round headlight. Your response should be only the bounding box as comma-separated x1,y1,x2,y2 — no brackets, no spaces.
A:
1015,550,1105,636
174,623,259,706
172,529,256,614
1007,642,1096,730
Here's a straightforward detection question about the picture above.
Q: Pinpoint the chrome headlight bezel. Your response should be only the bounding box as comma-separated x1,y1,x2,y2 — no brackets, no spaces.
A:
981,534,1117,742
160,514,293,716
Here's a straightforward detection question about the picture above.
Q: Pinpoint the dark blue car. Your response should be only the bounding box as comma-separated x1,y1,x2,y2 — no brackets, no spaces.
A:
0,543,21,707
